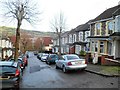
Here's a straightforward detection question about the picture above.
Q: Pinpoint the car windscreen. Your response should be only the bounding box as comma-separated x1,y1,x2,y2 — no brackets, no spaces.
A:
0,66,16,75
50,55,58,58
66,55,80,60
43,55,48,57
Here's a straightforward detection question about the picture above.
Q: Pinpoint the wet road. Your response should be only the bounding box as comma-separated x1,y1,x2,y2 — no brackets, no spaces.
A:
20,52,119,88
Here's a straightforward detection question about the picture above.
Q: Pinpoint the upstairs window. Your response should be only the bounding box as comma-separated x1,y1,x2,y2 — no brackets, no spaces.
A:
79,32,83,41
108,21,114,35
62,38,64,44
73,34,76,43
85,31,90,42
69,34,72,43
96,23,101,35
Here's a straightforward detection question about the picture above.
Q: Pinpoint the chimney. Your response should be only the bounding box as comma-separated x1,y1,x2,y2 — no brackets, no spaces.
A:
118,1,120,5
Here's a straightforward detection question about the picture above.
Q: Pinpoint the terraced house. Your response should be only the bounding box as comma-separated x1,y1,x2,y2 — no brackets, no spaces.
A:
88,5,120,64
74,20,91,55
0,37,14,60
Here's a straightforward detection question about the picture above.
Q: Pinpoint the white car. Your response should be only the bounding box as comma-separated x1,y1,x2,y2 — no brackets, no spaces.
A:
41,54,49,62
55,54,87,73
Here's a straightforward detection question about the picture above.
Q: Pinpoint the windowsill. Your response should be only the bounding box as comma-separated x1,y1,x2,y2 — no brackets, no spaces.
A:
99,53,108,55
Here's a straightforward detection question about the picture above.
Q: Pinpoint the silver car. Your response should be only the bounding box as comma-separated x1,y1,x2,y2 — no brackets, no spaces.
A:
55,54,87,73
41,54,49,62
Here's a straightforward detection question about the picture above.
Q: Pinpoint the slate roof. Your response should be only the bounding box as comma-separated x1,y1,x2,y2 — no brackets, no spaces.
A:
110,32,120,36
75,20,92,32
92,5,120,22
61,31,69,37
68,29,76,34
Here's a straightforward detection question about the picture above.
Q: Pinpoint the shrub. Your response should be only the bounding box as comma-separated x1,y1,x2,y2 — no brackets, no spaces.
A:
79,50,86,56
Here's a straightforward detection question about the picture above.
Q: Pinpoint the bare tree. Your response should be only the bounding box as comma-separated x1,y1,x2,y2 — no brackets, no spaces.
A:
34,37,45,52
1,0,41,60
20,31,31,54
50,12,66,55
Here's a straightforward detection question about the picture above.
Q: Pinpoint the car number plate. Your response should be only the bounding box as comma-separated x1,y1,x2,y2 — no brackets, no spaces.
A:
75,61,81,64
0,76,10,80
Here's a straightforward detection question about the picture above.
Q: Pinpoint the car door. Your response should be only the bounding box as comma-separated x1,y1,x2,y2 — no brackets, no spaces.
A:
58,55,66,68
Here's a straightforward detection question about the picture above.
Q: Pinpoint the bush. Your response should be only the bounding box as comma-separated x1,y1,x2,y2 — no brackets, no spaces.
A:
79,50,86,56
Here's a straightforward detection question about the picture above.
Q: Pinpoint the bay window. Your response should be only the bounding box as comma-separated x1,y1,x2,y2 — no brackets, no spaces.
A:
100,41,104,53
79,32,83,41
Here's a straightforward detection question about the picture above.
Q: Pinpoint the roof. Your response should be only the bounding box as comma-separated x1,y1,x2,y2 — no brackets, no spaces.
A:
75,20,92,32
110,32,120,36
9,36,16,45
68,29,76,34
43,37,53,46
73,41,88,46
92,5,120,22
61,31,69,37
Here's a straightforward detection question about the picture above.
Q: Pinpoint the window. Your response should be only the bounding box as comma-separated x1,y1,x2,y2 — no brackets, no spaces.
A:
73,34,76,43
108,21,114,34
65,37,67,44
66,55,79,60
85,31,90,42
91,42,94,52
96,23,100,35
107,42,112,55
95,42,98,52
69,34,72,43
100,42,104,53
79,32,83,41
62,38,64,44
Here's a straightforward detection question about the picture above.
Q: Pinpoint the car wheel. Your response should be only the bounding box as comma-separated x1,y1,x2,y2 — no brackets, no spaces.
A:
56,65,59,69
62,66,67,73
81,68,85,71
14,80,20,89
48,61,51,65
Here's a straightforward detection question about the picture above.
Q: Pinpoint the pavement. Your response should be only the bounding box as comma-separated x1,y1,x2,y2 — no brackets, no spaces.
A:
85,63,120,77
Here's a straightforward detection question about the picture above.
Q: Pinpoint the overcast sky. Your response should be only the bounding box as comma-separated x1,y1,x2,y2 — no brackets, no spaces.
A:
0,0,120,32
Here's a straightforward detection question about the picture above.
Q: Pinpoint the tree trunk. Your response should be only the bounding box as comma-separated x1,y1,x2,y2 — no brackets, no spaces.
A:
14,22,21,61
58,33,61,55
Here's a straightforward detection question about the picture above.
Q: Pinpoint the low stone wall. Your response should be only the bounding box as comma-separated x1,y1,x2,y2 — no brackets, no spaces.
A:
104,58,120,66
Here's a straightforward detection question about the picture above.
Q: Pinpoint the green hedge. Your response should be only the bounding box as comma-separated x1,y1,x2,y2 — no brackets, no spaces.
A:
79,50,86,56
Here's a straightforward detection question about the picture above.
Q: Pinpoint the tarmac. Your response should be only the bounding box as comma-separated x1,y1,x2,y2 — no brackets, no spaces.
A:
85,63,120,77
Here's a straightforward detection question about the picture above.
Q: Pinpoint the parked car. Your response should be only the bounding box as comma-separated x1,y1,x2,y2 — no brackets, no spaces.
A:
23,55,28,66
0,61,22,89
55,54,87,73
18,58,25,71
46,54,59,65
8,58,25,71
19,54,28,67
37,53,44,60
25,51,29,58
34,51,38,55
41,54,49,62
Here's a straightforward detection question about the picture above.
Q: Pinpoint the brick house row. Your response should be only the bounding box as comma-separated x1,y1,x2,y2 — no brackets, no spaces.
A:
88,5,120,64
52,4,120,64
52,20,91,55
